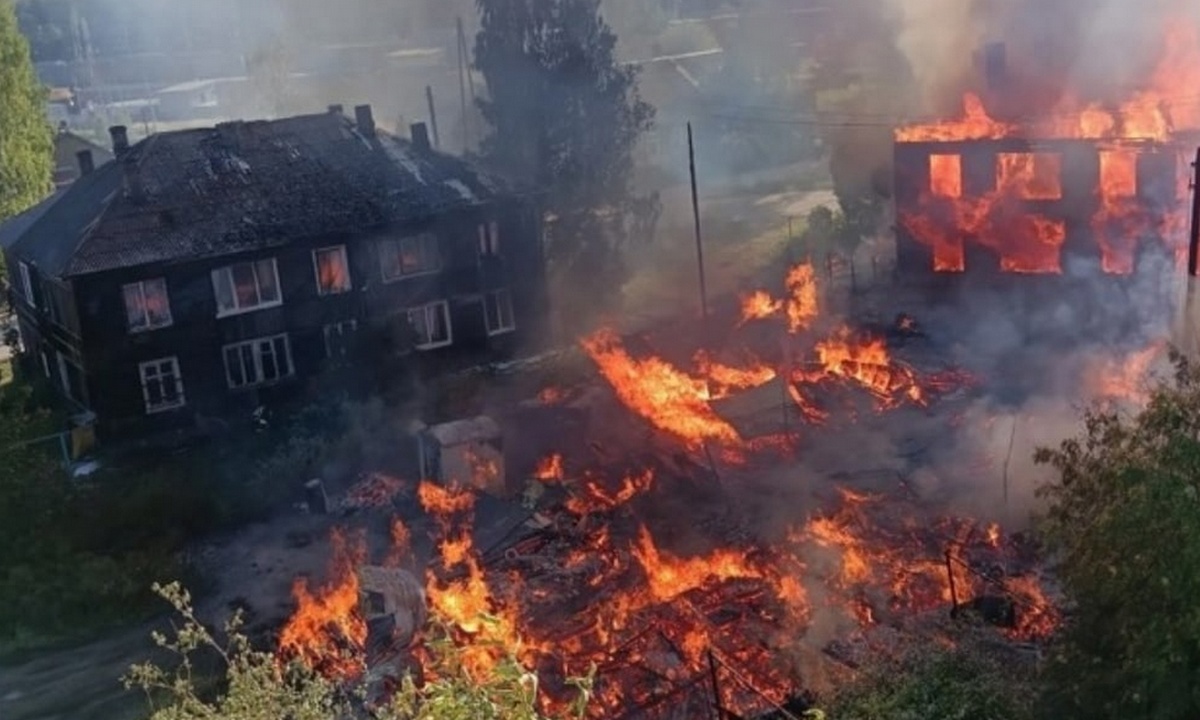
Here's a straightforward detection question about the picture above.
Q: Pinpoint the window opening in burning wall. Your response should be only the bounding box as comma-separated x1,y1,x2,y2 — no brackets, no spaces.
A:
483,289,515,336
929,154,963,198
139,357,185,413
380,233,441,282
313,245,352,295
408,301,452,350
996,152,1063,199
212,259,281,317
223,334,294,389
123,278,173,332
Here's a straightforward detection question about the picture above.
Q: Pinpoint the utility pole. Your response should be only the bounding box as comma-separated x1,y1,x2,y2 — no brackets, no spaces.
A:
1183,148,1200,357
425,85,441,149
688,122,709,325
455,17,474,151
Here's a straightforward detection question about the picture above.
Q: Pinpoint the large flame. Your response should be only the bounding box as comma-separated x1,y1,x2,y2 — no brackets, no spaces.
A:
277,528,368,681
580,328,740,447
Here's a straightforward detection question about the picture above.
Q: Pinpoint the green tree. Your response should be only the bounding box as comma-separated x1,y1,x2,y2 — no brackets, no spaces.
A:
473,0,655,322
1035,351,1200,720
828,648,1035,720
0,0,53,224
126,582,592,719
1,0,53,284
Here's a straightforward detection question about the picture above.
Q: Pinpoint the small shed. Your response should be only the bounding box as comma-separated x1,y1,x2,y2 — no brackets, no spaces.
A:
417,415,507,496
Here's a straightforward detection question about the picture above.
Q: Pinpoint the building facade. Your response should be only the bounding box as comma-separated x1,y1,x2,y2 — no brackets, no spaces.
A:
1,105,547,439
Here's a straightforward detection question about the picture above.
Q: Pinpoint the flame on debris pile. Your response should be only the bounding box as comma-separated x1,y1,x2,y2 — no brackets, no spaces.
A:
739,262,820,332
792,326,928,410
277,528,369,681
580,328,741,447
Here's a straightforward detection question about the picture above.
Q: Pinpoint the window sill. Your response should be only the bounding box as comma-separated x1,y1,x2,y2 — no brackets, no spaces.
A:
415,340,453,351
226,375,296,391
381,268,441,284
129,323,174,335
317,287,353,297
487,326,517,337
146,402,187,415
215,300,283,319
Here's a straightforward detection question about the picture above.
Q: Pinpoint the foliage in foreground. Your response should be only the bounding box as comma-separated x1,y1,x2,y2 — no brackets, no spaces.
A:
127,582,591,720
828,647,1035,720
1035,350,1200,720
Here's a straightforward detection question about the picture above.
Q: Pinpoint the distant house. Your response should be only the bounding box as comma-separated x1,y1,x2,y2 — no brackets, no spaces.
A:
52,129,114,189
0,105,547,440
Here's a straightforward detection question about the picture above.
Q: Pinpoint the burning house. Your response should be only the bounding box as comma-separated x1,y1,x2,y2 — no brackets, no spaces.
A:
892,22,1200,303
0,105,547,440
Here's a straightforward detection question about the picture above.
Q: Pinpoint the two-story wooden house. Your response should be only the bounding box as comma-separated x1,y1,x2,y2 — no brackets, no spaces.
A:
0,105,547,439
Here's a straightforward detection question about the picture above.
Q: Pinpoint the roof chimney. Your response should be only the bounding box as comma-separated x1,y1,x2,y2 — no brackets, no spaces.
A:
328,103,344,116
76,149,94,176
109,125,129,158
410,122,431,153
354,104,376,139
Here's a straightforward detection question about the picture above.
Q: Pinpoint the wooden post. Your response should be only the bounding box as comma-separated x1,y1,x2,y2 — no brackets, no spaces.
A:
688,122,708,325
945,548,959,614
425,85,440,149
708,649,726,719
1187,148,1200,277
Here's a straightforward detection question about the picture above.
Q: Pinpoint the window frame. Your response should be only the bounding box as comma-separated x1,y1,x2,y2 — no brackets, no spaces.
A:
477,220,501,257
312,245,352,296
379,233,441,283
17,262,34,306
211,258,282,318
322,320,359,358
222,334,295,389
138,356,186,414
483,289,516,336
407,300,453,350
122,278,174,333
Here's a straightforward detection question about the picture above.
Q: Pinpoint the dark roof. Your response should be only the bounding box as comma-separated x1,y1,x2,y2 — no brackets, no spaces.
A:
0,189,67,253
5,112,508,279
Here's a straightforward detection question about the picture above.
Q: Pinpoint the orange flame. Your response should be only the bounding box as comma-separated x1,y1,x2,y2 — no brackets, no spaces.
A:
418,480,476,516
533,453,565,482
739,290,783,324
277,528,368,681
785,262,819,333
580,328,740,447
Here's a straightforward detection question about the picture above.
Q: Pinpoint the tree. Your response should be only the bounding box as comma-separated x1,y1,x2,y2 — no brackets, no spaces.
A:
828,648,1035,720
0,0,53,273
126,582,592,719
1034,351,1200,720
473,0,655,323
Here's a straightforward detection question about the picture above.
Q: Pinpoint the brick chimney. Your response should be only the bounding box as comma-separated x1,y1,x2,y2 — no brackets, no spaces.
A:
410,122,431,153
76,150,94,176
109,125,129,158
354,104,376,139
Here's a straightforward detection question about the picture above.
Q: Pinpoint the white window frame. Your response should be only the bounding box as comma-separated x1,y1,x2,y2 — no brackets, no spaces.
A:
222,334,295,389
407,300,453,350
323,320,358,358
477,220,500,257
312,245,352,296
122,278,173,332
379,233,441,282
211,258,282,318
18,262,34,306
138,356,186,413
483,289,516,336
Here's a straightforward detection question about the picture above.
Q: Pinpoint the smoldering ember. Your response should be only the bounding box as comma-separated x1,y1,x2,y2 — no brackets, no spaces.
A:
1,1,1200,719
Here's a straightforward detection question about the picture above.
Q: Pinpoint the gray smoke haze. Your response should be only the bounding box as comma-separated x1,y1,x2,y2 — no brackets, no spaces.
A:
881,0,1200,114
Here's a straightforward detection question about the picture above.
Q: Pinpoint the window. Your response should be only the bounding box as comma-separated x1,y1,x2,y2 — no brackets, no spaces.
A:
323,320,358,358
223,334,294,389
212,258,281,316
123,278,173,332
380,234,440,281
483,289,516,336
408,301,452,350
18,262,34,306
478,221,500,257
139,357,185,413
928,154,962,198
313,246,352,295
996,152,1062,200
